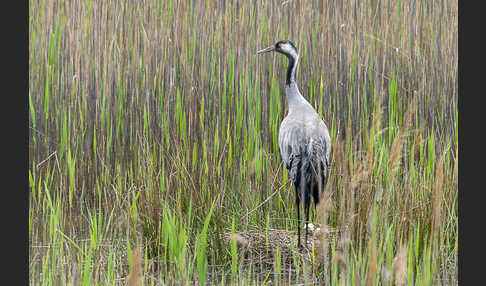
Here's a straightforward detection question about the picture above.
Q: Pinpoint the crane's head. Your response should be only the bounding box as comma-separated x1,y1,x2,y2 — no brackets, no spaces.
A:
257,40,298,60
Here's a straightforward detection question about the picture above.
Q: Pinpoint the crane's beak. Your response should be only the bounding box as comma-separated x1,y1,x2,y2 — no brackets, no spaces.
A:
256,45,275,55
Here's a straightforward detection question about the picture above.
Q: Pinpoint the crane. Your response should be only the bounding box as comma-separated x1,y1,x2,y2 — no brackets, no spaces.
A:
257,40,331,248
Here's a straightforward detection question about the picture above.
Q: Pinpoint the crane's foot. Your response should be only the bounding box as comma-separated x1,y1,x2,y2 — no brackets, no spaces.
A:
296,237,303,251
296,240,310,253
299,244,311,253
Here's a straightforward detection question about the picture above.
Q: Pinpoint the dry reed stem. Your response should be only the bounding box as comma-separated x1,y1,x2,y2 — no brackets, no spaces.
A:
126,246,143,286
315,191,331,269
350,156,371,191
392,245,408,286
433,153,445,236
388,95,417,180
366,244,377,286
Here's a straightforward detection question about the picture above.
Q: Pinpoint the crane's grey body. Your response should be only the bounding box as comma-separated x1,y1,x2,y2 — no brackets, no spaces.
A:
279,83,331,182
258,40,331,247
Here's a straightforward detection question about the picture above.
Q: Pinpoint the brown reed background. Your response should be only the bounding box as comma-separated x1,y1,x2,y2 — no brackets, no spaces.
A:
29,0,457,284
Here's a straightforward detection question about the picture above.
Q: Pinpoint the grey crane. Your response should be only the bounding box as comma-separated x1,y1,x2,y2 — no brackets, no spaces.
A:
257,40,331,248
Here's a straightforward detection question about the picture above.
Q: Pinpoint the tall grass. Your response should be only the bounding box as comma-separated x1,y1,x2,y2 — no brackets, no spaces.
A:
29,0,457,284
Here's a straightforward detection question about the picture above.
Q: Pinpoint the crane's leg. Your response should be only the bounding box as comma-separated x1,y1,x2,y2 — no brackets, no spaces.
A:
305,198,310,246
296,195,301,248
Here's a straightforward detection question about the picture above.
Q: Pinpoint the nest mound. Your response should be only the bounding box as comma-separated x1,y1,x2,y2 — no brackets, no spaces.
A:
223,225,339,271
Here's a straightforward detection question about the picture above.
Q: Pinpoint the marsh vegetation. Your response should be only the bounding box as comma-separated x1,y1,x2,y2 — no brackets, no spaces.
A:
29,0,457,284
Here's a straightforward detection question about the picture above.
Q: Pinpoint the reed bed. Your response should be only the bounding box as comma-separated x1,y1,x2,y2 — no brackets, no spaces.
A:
29,0,457,284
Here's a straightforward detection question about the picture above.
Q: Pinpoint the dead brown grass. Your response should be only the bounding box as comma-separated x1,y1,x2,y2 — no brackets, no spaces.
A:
223,226,340,272
392,245,408,286
126,246,143,286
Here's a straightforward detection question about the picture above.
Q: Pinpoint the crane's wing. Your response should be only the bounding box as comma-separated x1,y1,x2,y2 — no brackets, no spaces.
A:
279,119,303,170
309,118,331,175
308,121,331,185
278,122,305,187
279,115,331,185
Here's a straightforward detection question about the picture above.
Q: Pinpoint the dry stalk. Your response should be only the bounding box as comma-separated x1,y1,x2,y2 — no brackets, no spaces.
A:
126,246,143,286
392,245,408,286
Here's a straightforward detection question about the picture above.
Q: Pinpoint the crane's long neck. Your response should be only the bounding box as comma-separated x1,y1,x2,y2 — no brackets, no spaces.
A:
284,53,308,113
286,53,298,85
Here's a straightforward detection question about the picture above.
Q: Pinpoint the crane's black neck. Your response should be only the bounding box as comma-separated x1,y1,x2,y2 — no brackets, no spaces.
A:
285,54,297,86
